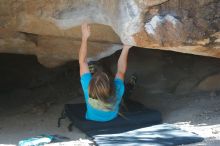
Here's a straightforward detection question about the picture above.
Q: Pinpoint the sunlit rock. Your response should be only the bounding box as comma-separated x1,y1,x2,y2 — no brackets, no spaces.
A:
0,0,219,67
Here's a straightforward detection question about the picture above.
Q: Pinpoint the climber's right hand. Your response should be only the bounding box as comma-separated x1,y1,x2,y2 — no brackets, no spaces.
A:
81,23,91,40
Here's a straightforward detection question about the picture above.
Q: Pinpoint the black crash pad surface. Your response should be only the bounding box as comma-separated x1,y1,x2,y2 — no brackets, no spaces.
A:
64,102,162,136
62,102,203,146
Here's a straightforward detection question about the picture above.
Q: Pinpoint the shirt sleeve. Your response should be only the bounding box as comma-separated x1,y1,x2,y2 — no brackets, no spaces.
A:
114,78,125,105
80,73,92,101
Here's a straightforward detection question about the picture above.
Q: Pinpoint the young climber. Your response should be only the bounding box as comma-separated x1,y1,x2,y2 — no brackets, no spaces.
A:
79,23,132,122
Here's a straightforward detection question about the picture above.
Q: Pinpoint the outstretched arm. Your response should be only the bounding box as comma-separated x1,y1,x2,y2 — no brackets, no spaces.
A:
115,45,132,80
79,23,90,76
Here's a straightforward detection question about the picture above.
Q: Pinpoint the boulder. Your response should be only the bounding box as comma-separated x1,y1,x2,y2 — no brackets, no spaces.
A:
0,0,219,67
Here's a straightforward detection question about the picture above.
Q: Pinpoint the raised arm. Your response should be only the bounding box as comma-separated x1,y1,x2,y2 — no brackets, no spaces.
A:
115,45,132,80
79,23,90,76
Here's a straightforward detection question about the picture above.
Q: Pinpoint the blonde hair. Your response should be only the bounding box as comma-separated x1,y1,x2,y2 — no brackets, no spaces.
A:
89,71,115,109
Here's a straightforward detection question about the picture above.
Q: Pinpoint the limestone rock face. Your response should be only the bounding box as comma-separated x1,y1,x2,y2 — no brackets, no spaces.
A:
0,0,219,67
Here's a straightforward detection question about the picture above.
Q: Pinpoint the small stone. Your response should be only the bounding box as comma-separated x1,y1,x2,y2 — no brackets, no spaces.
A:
210,91,217,97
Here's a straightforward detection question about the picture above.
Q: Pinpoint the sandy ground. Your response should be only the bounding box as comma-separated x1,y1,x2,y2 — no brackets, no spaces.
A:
134,90,220,146
0,53,220,146
0,83,220,145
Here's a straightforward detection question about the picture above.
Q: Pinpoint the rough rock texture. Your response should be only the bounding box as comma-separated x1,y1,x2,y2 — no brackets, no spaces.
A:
0,0,219,67
100,47,220,95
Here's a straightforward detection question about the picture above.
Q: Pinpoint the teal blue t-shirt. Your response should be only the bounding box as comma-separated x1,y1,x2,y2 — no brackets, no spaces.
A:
80,73,125,122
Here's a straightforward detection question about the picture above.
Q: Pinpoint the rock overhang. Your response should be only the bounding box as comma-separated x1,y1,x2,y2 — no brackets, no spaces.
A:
0,0,219,67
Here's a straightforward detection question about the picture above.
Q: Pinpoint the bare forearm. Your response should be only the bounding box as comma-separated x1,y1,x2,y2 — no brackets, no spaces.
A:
117,47,130,74
79,23,90,76
79,38,88,64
